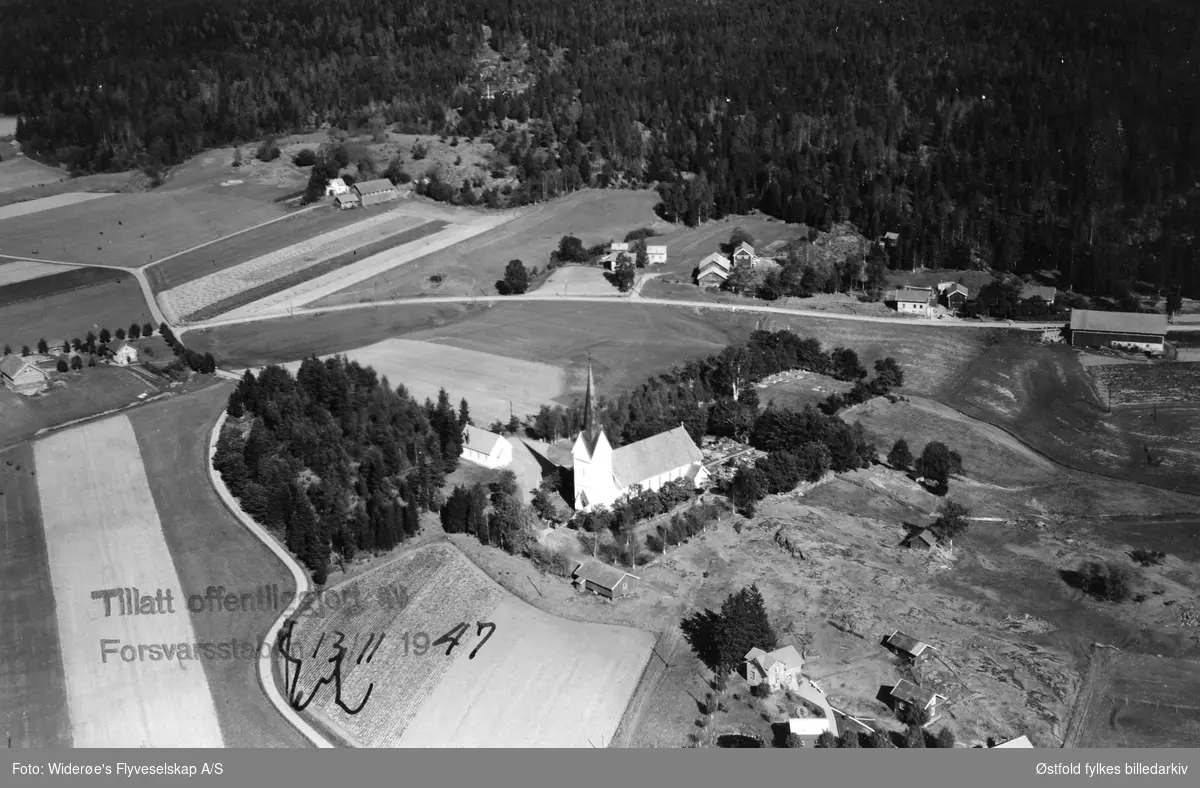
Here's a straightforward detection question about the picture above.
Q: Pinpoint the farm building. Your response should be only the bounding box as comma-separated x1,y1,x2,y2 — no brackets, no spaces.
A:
571,560,635,599
890,288,934,317
353,178,399,206
1069,309,1168,354
881,231,900,245
569,361,709,512
324,177,350,197
334,192,360,210
938,282,969,310
992,735,1034,748
0,353,49,395
731,241,756,267
743,645,804,691
104,340,138,366
645,245,667,265
601,250,634,270
696,252,732,287
609,242,630,254
884,630,932,662
889,679,947,717
459,425,512,469
901,529,938,550
1020,285,1057,304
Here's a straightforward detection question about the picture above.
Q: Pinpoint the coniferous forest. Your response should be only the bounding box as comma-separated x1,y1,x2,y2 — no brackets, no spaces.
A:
2,0,1197,297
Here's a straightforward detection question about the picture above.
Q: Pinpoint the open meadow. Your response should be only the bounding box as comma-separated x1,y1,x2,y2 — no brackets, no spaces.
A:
34,415,226,747
127,383,308,747
0,274,152,352
0,155,65,193
0,192,113,222
0,443,72,748
537,265,621,297
315,189,664,303
285,542,654,748
0,191,286,266
1069,652,1200,747
273,338,566,426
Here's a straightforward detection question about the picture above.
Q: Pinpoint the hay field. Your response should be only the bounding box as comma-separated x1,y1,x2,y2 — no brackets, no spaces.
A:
0,192,112,222
316,189,664,303
0,274,151,352
0,260,79,286
286,543,654,748
537,265,620,296
1071,652,1200,747
0,266,123,309
0,156,65,193
0,444,72,748
34,416,224,747
275,338,565,425
128,383,308,747
0,192,285,266
146,206,379,293
160,211,434,320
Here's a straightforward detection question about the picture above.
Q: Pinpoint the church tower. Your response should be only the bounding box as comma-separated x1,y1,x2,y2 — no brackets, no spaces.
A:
571,358,618,510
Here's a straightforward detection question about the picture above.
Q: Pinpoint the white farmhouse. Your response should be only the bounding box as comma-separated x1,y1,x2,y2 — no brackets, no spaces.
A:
106,340,139,366
324,177,349,197
460,425,513,469
645,245,667,265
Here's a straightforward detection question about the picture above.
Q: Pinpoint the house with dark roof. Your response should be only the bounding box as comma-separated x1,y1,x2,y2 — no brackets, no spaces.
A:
570,361,710,512
1069,309,1168,354
889,679,947,717
460,425,512,469
938,282,969,311
743,645,804,691
1,354,49,395
901,529,939,550
883,630,932,662
1019,285,1057,304
571,560,636,599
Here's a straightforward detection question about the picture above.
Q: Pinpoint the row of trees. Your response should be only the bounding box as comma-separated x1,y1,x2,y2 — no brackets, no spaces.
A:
213,357,466,583
3,322,156,359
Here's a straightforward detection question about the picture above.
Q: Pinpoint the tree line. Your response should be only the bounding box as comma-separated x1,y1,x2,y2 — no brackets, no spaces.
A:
212,356,469,583
5,0,1195,300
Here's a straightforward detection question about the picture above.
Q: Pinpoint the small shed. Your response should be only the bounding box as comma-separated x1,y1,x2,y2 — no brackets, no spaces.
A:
901,529,938,550
571,560,635,599
334,192,360,210
889,679,946,716
884,630,932,661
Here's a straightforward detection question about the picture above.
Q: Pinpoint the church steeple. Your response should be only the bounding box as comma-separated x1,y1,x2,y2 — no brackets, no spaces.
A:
583,356,598,433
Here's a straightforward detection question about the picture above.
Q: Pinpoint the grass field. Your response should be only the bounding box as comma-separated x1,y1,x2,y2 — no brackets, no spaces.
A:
938,332,1200,496
184,220,449,323
189,301,997,399
0,275,152,352
0,443,72,748
0,366,162,448
537,265,621,296
0,156,65,193
0,191,286,267
0,192,113,222
0,171,134,211
128,383,308,748
317,189,665,303
287,543,654,748
647,213,800,279
0,266,123,309
146,205,388,294
275,338,565,426
34,415,225,747
1072,652,1200,747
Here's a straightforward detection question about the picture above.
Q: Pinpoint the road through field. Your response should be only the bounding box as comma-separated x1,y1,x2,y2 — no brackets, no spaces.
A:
34,415,225,747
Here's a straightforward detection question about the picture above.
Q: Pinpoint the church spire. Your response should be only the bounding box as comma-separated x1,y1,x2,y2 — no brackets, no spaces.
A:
583,355,598,433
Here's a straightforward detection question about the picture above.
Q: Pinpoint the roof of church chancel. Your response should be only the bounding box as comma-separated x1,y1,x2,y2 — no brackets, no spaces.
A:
611,425,703,488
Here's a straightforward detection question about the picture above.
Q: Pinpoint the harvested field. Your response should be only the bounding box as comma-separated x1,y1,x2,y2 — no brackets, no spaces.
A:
316,189,663,302
0,260,79,286
274,338,565,426
1088,362,1200,406
182,219,449,323
0,274,152,352
286,543,654,748
34,416,225,747
1070,652,1200,747
939,332,1200,495
537,265,621,296
0,193,112,222
0,192,285,267
145,205,365,293
0,156,65,193
127,383,308,747
0,366,162,449
0,443,72,748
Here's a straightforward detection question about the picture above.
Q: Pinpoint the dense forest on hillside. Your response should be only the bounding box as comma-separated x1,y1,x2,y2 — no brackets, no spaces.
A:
212,357,465,582
3,0,1197,297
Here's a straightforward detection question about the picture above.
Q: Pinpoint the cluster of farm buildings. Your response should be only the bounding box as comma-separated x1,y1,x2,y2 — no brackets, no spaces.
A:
1,341,140,395
324,177,406,210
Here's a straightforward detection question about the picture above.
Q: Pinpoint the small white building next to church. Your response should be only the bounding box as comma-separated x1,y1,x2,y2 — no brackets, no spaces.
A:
460,425,512,469
570,362,709,511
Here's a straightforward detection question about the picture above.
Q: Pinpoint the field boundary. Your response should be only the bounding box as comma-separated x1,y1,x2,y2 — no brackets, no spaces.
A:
609,624,682,748
1061,648,1106,748
0,266,128,309
206,408,332,749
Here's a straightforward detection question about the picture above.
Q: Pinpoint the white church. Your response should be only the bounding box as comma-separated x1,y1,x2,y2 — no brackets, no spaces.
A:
564,361,710,512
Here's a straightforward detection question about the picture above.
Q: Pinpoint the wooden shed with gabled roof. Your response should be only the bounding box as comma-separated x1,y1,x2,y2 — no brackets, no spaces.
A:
571,560,637,599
